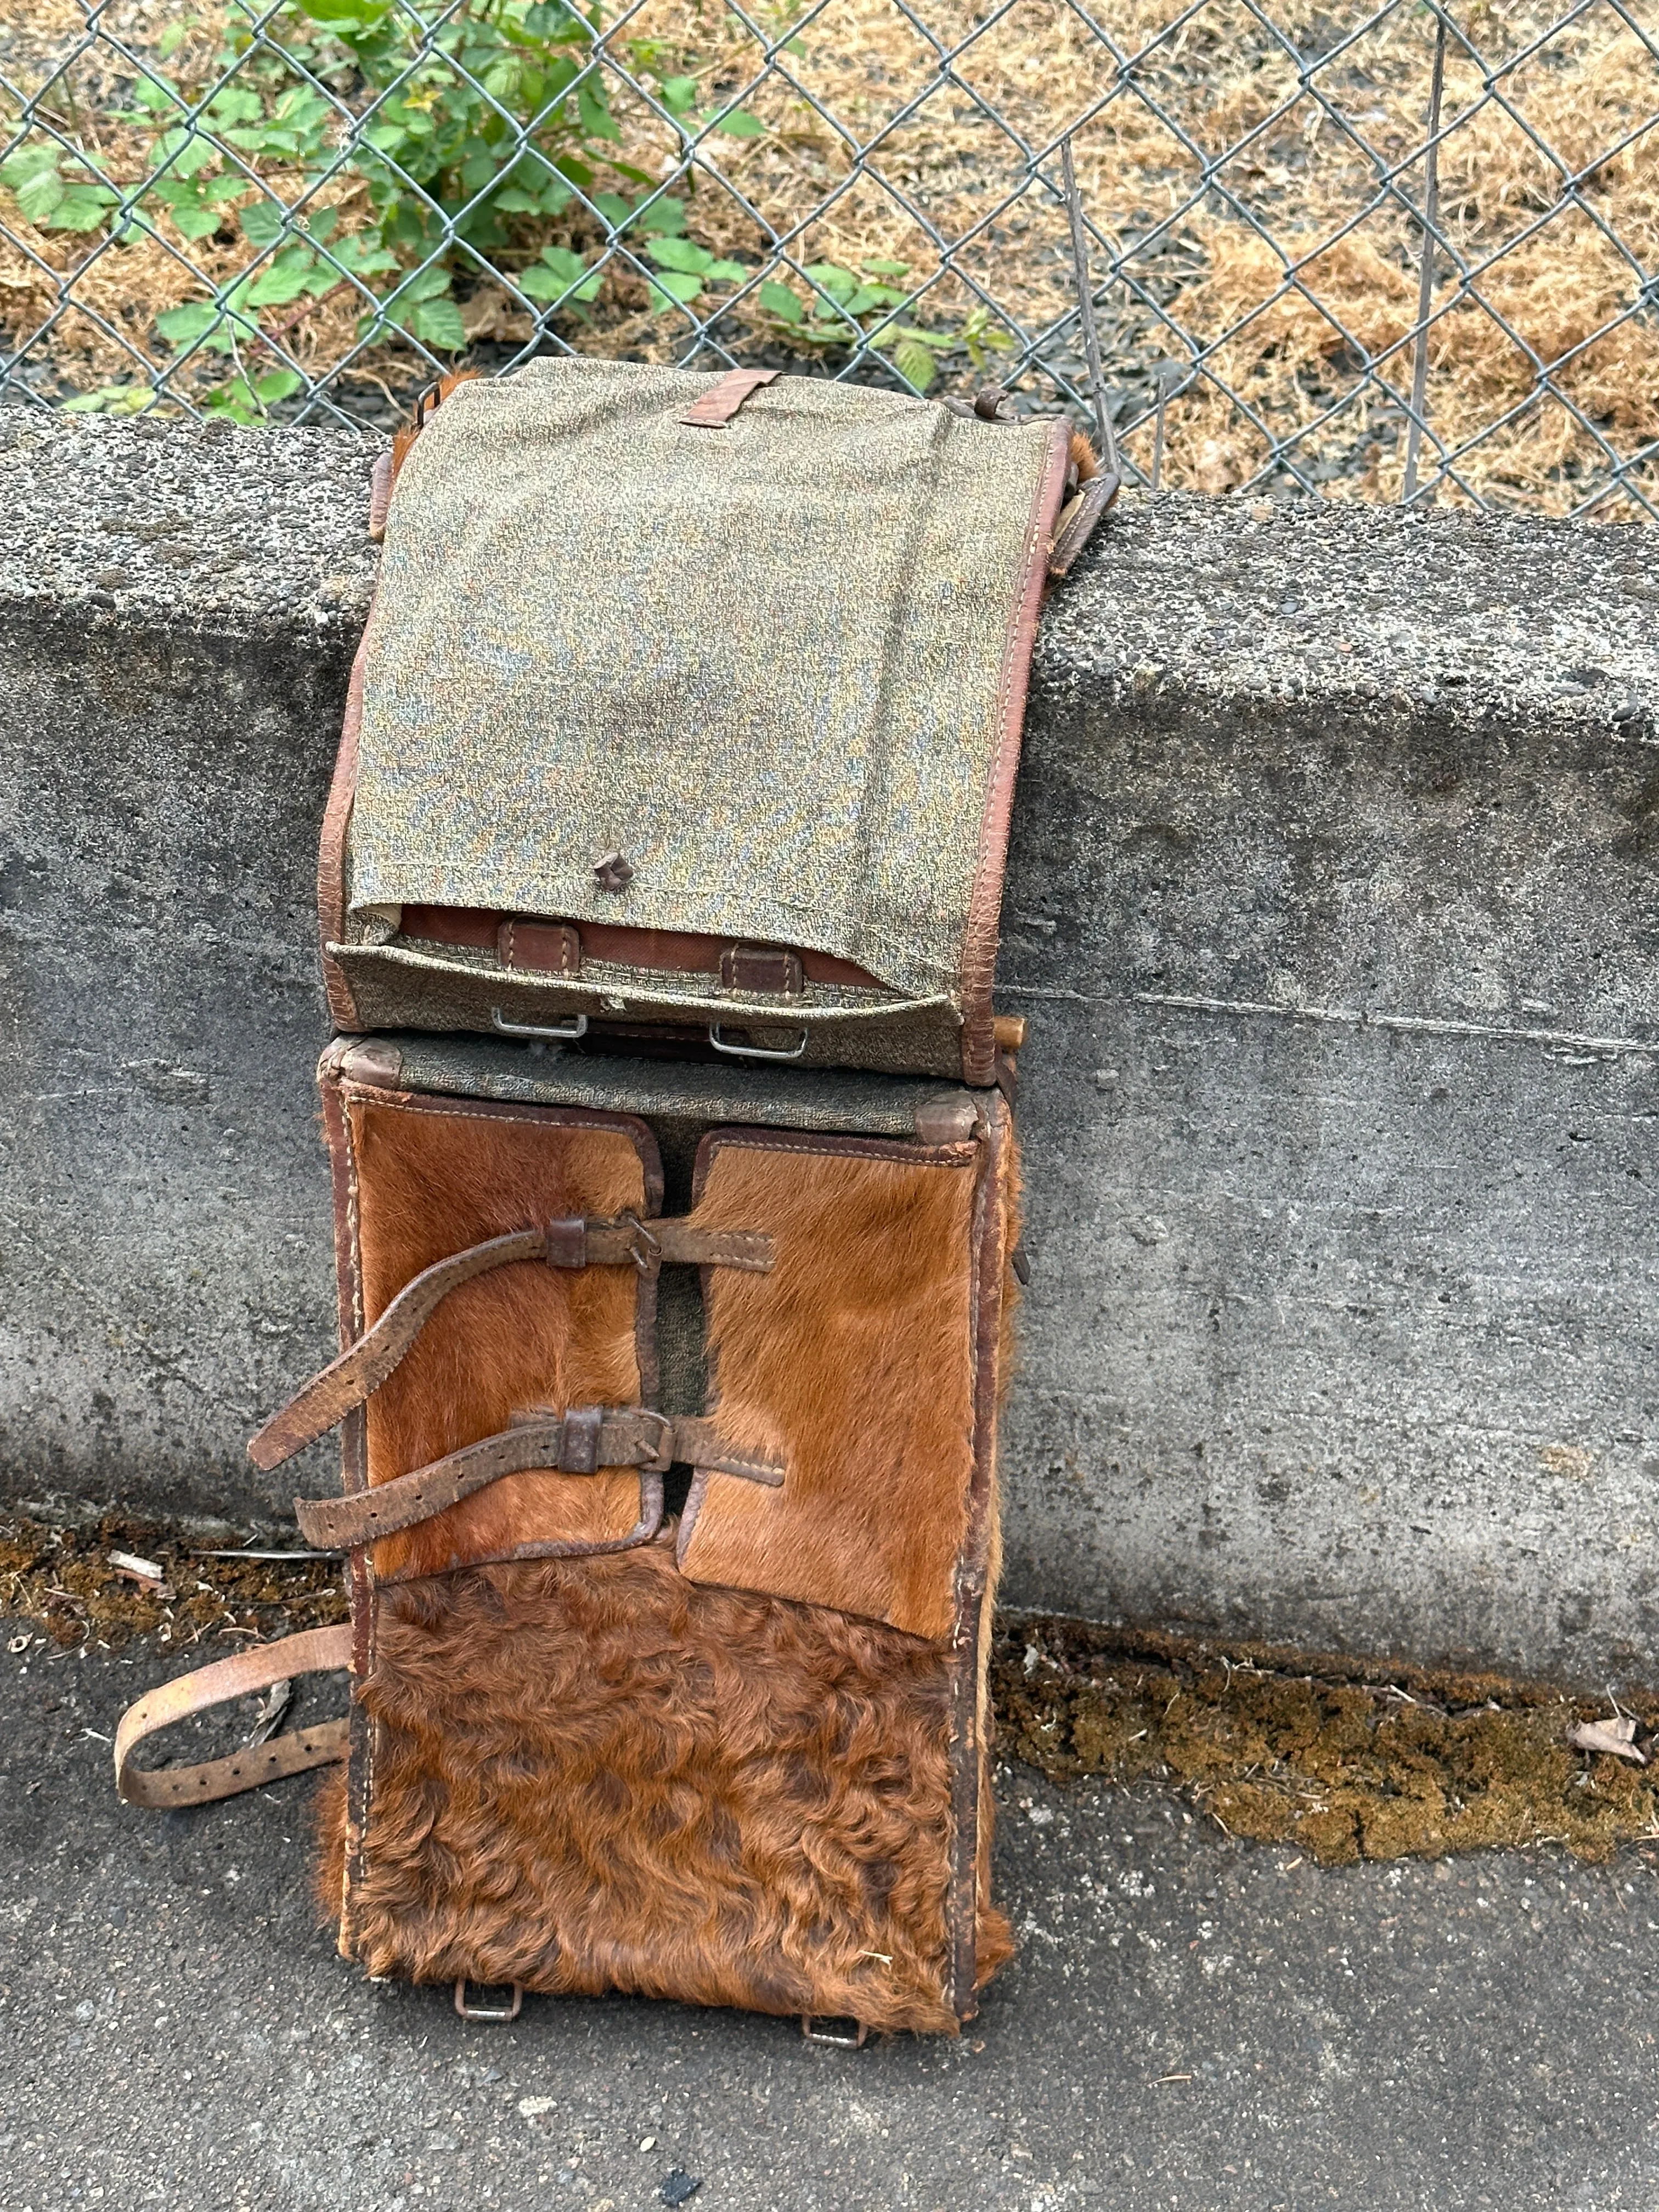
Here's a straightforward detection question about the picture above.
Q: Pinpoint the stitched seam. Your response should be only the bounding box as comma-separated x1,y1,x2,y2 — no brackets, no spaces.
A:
704,1135,977,1169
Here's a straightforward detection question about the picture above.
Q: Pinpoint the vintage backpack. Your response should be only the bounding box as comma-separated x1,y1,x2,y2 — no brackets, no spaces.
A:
114,358,1113,2039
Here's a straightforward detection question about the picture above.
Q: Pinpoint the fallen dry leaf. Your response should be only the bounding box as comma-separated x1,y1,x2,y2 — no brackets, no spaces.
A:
1567,1716,1647,1765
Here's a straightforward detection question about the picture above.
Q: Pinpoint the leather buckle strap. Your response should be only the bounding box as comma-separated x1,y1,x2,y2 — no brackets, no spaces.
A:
249,1215,772,1473
292,1407,781,1551
114,1623,351,1809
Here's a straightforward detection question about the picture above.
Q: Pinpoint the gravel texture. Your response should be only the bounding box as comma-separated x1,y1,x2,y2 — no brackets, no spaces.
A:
6,1622,1659,2211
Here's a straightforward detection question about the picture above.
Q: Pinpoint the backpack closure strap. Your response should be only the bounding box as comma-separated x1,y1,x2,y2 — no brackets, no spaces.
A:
114,1623,351,1808
292,1408,783,1551
247,1215,773,1473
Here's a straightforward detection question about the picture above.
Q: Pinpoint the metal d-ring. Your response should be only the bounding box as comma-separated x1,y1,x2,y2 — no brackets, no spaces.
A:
800,2014,869,2048
454,1978,523,2022
492,1007,589,1043
708,1022,808,1062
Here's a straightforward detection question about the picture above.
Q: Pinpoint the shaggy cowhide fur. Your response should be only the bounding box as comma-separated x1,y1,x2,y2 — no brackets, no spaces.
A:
677,1135,981,1641
316,1542,1013,2034
348,1090,655,1576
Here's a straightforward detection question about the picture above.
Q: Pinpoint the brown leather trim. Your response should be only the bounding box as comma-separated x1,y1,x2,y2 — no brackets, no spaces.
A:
678,368,780,426
1047,469,1119,579
399,909,885,992
958,422,1073,1085
114,1624,352,1807
318,616,371,1031
946,1092,1009,2019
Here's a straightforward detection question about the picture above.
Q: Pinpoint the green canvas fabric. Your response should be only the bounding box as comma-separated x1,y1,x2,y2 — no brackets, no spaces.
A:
347,359,1062,1006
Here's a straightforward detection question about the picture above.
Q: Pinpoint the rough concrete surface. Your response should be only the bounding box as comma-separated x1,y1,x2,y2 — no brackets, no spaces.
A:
6,1623,1659,2212
4,413,1659,1682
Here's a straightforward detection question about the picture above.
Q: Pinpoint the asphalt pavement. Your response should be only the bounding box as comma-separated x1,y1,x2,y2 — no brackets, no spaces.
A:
4,1622,1657,2212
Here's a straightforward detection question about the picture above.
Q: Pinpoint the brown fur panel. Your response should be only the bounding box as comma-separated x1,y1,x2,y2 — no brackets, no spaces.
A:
678,1136,980,1641
348,1091,654,1577
1069,428,1100,482
326,1545,1013,2034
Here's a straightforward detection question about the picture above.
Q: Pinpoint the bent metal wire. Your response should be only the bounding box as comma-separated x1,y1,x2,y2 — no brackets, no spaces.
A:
1,0,1655,518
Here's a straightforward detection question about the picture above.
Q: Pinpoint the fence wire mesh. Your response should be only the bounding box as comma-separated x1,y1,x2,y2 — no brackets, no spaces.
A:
2,0,1656,517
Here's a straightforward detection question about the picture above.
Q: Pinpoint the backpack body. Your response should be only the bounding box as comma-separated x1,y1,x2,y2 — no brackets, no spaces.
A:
114,359,1109,2036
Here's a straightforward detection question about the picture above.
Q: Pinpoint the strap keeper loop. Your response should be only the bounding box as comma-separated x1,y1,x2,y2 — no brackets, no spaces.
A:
545,1216,588,1269
557,1405,603,1474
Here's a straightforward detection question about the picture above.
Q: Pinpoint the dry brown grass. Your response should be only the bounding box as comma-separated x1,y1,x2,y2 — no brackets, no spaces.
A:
3,0,1656,513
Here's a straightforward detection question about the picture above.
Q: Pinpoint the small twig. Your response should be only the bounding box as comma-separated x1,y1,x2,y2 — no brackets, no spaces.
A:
1402,12,1448,507
1060,134,1118,482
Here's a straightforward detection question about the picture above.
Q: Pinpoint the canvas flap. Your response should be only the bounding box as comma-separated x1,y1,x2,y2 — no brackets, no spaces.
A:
347,360,1066,1006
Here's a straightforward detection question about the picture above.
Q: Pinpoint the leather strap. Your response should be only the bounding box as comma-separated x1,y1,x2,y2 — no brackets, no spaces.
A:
294,1409,783,1551
114,1624,351,1808
1048,468,1119,578
678,368,780,427
400,909,884,992
248,1216,772,1473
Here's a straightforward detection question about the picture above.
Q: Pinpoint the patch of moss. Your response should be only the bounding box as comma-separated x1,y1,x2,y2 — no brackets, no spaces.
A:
1,1514,347,1652
991,1614,1659,1867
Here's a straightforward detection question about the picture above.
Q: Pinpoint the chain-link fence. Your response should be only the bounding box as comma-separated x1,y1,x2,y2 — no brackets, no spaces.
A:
2,0,1656,517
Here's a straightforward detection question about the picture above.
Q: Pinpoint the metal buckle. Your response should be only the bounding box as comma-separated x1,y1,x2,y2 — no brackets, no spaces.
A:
616,1211,662,1274
800,2015,868,2048
454,1978,523,2022
492,1007,588,1043
708,1022,808,1062
633,1409,675,1475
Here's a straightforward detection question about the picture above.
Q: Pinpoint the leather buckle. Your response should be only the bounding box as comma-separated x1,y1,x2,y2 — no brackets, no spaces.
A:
633,1409,675,1475
617,1211,662,1275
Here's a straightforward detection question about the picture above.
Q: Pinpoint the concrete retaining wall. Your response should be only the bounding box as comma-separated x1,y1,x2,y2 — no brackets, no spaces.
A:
4,410,1657,1685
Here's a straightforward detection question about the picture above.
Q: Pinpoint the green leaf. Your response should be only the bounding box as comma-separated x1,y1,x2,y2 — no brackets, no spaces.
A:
518,246,601,302
155,300,219,347
861,257,909,274
576,77,620,142
523,0,584,35
156,22,193,59
715,109,764,138
62,383,156,414
629,194,685,235
647,234,712,275
206,85,262,124
892,334,938,391
591,191,630,228
759,278,804,325
168,198,223,240
155,127,218,178
648,268,703,309
131,75,179,112
49,188,120,232
255,368,304,403
402,261,452,302
413,295,467,349
704,258,746,283
294,0,391,21
659,75,698,114
2,145,59,186
331,235,401,278
805,261,856,301
12,165,65,225
246,249,318,305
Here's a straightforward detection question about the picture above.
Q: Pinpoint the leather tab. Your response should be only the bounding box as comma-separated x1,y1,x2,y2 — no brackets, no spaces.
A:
545,1217,588,1269
1048,469,1119,579
498,917,581,974
719,944,803,995
558,1404,602,1475
678,369,780,427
